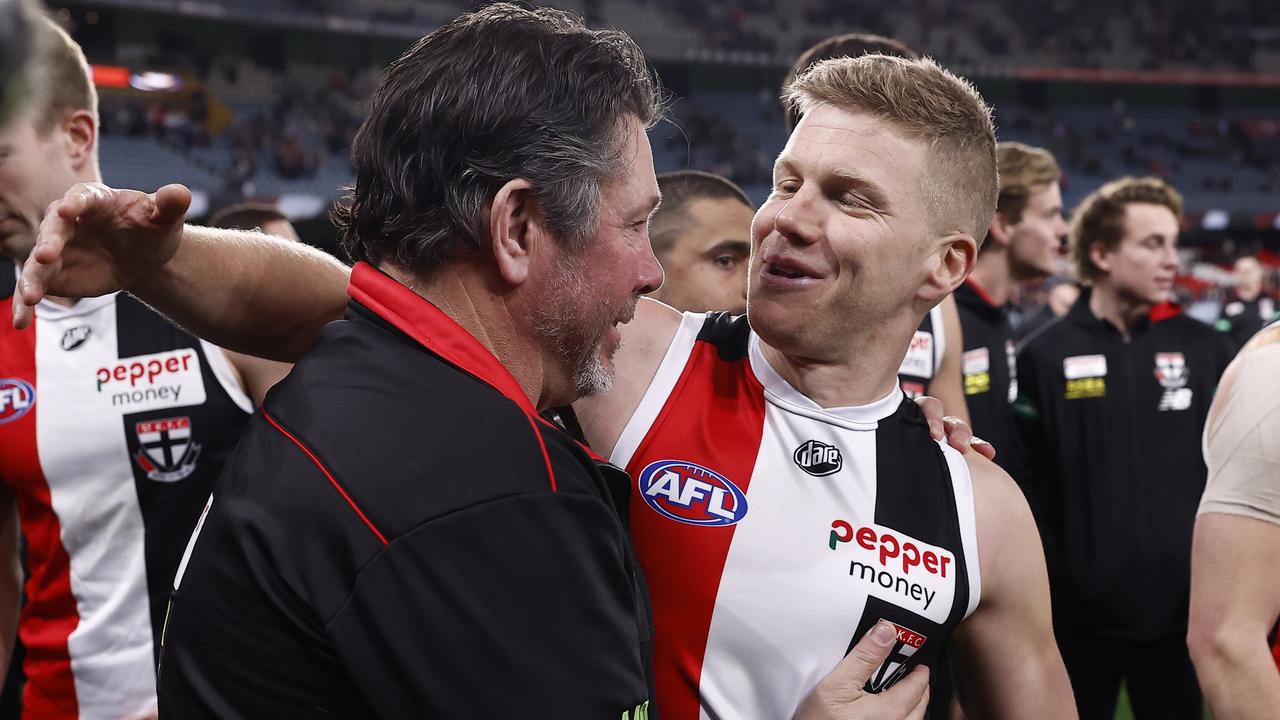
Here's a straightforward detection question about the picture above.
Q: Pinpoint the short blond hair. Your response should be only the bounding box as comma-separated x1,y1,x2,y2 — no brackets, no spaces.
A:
995,142,1061,224
783,54,997,242
29,15,96,134
1069,176,1183,282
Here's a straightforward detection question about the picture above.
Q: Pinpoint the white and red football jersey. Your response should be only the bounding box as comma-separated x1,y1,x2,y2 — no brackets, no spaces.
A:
612,312,981,720
0,289,251,720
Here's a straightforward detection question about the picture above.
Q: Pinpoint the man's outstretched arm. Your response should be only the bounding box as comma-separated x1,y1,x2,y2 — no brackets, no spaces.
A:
16,183,350,361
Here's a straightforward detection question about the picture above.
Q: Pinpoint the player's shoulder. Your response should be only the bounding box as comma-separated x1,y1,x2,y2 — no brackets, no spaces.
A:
1162,313,1221,340
962,452,1034,548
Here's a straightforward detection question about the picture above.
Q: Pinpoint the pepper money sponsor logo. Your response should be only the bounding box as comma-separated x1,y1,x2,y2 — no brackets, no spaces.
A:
829,520,955,624
95,348,207,413
0,379,34,424
638,459,748,526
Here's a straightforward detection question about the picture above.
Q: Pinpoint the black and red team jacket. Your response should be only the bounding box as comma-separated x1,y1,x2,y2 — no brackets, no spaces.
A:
156,262,656,719
1013,289,1233,641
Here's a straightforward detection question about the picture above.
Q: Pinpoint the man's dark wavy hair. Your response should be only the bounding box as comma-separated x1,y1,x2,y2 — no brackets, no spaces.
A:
332,3,662,277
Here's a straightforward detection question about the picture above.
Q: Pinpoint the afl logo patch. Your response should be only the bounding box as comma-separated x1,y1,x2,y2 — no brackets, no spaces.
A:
0,379,34,424
60,325,91,351
638,460,748,526
794,439,842,476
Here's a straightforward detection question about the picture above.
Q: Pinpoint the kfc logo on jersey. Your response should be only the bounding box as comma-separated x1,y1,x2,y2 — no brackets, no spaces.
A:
638,460,748,526
0,379,34,424
829,520,956,623
132,417,202,482
793,439,842,476
864,622,927,693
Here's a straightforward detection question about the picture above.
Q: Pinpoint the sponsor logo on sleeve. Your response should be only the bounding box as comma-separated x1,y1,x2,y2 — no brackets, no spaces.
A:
639,460,748,526
1063,354,1107,399
0,379,34,424
962,347,990,396
829,520,956,624
59,325,92,351
132,417,202,482
793,439,843,476
897,331,935,382
1154,352,1192,411
95,348,207,412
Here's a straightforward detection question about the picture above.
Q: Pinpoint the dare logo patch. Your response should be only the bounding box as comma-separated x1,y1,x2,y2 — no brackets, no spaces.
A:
0,379,34,424
638,459,748,526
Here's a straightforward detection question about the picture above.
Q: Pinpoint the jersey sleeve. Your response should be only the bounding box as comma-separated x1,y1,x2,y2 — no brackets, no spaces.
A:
1199,344,1280,526
323,490,652,719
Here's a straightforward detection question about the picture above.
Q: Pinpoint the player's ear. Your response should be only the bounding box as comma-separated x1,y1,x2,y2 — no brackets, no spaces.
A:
487,179,548,287
920,232,977,303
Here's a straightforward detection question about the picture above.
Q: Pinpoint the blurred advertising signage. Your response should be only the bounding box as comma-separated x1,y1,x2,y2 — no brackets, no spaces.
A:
91,64,184,93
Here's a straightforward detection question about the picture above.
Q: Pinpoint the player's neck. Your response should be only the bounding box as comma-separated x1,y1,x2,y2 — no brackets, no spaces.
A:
758,327,905,410
970,251,1014,306
1088,282,1151,336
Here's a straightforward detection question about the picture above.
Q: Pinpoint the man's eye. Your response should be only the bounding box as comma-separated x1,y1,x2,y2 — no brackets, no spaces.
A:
713,255,738,269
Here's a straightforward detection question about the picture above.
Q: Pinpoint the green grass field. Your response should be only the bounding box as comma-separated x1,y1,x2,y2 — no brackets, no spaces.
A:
1113,685,1212,719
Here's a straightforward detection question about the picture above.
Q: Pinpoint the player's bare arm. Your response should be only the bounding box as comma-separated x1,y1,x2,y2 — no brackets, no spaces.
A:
949,453,1076,718
16,182,349,361
928,294,970,425
574,296,682,457
1187,513,1280,719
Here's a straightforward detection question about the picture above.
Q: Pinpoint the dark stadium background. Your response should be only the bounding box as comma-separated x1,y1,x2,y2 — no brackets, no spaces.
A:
16,1,1275,717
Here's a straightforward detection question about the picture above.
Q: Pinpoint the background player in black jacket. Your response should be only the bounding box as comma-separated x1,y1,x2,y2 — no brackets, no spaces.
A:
1014,176,1233,720
959,142,1068,468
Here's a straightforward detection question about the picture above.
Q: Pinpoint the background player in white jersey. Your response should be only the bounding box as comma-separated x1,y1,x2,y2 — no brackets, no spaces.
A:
0,17,287,719
1187,318,1280,719
10,57,1059,720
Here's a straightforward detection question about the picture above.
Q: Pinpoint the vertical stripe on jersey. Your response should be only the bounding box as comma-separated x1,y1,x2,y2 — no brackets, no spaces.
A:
0,300,79,719
35,297,156,719
698,402,882,719
624,326,767,720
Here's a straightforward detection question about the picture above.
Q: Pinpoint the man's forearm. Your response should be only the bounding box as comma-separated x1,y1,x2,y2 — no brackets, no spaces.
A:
130,226,351,362
1190,636,1280,719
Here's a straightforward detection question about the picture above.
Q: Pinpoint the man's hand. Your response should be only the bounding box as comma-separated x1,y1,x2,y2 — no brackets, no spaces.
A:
916,396,995,461
14,182,191,328
794,620,930,720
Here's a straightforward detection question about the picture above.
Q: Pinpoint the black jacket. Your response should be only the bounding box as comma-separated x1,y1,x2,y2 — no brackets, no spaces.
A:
953,279,1019,470
1013,290,1233,640
157,263,655,719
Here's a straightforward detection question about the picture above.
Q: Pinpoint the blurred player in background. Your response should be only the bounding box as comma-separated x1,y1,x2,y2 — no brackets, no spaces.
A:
958,142,1068,468
1215,256,1275,350
0,17,286,719
1187,316,1280,720
648,170,754,314
782,32,969,423
1014,176,1233,719
208,202,301,242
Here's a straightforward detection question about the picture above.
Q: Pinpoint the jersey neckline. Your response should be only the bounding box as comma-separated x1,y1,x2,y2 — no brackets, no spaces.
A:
747,332,903,428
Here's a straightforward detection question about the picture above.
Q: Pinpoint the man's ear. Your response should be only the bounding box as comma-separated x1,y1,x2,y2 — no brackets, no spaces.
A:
920,232,977,302
62,109,96,172
987,210,1012,249
1088,241,1112,277
487,179,545,286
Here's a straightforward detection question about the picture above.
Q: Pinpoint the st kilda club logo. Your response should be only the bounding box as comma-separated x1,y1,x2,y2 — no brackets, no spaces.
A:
793,439,842,476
